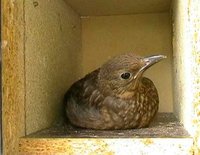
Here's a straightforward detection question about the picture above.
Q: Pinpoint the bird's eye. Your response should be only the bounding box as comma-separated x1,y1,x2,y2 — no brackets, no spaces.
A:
121,72,131,79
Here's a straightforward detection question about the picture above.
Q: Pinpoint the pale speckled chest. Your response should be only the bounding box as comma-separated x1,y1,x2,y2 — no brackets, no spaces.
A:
99,77,159,129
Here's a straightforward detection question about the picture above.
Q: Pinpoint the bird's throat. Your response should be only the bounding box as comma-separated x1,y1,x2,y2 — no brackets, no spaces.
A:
117,80,141,99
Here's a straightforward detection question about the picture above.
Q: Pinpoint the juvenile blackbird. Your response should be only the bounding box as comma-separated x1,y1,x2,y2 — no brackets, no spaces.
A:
64,53,166,129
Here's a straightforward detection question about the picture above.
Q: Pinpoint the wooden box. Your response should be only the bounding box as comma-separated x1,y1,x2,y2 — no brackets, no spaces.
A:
2,0,200,154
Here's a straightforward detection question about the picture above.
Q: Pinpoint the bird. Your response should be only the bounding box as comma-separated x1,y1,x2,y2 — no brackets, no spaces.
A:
64,53,166,130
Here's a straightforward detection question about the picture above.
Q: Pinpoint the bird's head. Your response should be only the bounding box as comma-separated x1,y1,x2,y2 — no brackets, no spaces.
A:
98,53,166,96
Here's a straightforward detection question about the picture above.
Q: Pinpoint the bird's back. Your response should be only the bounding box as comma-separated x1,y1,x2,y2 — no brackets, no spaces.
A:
64,69,106,129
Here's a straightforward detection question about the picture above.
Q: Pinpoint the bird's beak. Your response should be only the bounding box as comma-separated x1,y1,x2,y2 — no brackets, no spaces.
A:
142,55,167,70
134,55,167,79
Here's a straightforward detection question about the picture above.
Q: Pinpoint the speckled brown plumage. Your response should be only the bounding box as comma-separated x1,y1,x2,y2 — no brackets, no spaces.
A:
64,53,166,129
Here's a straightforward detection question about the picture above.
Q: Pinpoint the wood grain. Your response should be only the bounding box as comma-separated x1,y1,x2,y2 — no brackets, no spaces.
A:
19,113,193,154
19,137,193,155
2,1,25,154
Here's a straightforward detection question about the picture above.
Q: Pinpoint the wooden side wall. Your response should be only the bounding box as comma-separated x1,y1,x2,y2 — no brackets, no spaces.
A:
2,1,25,154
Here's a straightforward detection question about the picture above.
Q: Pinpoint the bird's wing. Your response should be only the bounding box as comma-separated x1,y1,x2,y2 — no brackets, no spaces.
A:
64,69,105,127
64,68,104,107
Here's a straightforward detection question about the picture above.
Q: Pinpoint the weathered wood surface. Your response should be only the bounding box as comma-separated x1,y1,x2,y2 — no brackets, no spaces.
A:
2,1,25,154
19,113,193,154
27,113,190,138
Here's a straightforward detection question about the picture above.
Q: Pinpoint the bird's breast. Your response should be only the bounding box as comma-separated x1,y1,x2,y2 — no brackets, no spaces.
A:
100,85,158,129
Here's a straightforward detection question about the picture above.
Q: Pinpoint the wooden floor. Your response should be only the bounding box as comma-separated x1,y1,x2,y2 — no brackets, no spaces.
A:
26,113,190,138
19,113,193,154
